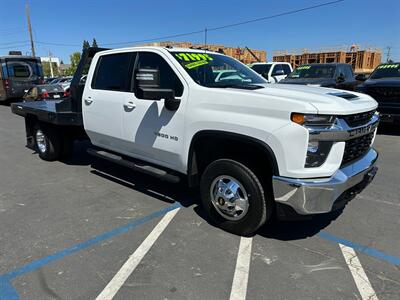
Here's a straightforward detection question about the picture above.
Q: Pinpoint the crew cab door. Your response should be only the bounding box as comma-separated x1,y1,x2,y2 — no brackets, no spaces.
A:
82,52,135,152
120,51,187,171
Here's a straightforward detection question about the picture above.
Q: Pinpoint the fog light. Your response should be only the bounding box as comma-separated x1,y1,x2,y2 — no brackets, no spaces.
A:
305,141,333,168
307,141,319,154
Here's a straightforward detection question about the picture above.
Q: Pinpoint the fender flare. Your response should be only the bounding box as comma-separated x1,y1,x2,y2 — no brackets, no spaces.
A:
187,130,280,186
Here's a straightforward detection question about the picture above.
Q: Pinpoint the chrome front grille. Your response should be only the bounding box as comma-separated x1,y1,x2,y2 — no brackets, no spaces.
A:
342,132,374,166
342,110,376,127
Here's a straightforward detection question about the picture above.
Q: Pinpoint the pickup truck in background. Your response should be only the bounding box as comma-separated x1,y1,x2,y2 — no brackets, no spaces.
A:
356,63,400,124
280,63,359,91
11,47,379,236
249,62,292,83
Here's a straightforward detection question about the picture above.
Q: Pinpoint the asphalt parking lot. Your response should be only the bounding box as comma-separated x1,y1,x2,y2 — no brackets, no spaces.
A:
0,104,399,300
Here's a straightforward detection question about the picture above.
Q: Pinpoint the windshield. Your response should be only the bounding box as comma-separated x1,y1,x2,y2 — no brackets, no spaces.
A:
288,65,336,79
251,64,272,75
370,63,400,79
171,51,266,88
5,58,43,80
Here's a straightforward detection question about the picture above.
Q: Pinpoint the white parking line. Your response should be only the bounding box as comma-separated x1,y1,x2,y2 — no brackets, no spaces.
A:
339,243,378,300
96,208,180,300
229,237,253,300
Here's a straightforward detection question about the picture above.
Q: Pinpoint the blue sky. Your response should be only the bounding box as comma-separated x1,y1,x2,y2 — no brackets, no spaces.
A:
1,0,399,63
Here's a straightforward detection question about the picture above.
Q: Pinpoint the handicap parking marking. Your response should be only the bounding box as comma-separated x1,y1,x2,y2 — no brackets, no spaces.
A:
318,231,400,266
0,203,182,300
339,244,378,300
96,207,181,300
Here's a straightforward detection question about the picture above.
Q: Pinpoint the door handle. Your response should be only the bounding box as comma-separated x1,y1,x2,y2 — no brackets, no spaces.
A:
123,101,136,111
84,99,93,105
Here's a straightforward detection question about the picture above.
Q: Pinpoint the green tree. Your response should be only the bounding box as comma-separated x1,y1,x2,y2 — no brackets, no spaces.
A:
68,52,81,75
82,40,90,50
92,38,98,48
42,62,60,77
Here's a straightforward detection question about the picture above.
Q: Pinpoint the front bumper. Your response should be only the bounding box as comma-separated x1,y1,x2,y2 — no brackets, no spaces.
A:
272,148,378,215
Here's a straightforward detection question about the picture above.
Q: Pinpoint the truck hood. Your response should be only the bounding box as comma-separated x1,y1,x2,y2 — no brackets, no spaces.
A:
229,83,378,115
361,78,400,87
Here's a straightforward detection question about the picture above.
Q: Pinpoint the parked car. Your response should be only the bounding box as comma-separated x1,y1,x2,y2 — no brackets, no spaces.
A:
23,84,67,101
44,77,58,84
249,62,292,83
59,77,73,91
356,62,400,123
0,55,44,102
280,63,359,91
11,47,379,236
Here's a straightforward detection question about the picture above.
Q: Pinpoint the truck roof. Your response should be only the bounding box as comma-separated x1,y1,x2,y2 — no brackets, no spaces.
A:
250,62,291,65
94,46,221,56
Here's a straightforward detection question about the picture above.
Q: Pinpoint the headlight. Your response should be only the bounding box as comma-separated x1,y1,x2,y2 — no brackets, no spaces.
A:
305,141,333,168
306,84,321,87
291,113,337,127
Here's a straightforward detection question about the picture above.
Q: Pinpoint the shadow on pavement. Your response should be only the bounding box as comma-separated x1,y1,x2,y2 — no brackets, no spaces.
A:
62,140,345,241
62,140,198,208
257,208,343,241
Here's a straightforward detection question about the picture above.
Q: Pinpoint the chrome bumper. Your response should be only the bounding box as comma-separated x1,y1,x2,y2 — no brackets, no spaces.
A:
272,148,378,215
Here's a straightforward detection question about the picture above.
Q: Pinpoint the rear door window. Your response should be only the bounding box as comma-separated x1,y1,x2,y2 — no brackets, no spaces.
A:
343,65,354,80
6,59,42,79
281,64,292,75
251,64,270,74
92,52,133,91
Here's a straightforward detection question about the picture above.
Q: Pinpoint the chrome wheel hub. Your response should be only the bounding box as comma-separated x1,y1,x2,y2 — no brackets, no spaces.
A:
35,130,47,154
210,176,249,221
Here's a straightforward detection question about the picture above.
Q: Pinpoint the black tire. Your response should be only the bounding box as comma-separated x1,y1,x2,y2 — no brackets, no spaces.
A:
33,124,61,161
200,159,272,236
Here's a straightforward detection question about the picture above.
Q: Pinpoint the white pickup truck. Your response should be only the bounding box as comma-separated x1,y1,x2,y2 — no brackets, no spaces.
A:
11,46,379,236
249,62,293,83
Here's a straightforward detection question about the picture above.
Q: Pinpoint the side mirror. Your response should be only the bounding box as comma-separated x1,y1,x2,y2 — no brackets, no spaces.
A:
134,68,180,111
272,69,285,76
336,73,345,83
355,74,367,81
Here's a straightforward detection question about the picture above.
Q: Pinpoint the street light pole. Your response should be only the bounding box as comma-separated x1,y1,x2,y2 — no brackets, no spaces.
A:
49,51,54,78
25,1,36,57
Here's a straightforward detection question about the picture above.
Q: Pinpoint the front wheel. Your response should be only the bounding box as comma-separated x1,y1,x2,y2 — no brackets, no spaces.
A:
200,159,272,236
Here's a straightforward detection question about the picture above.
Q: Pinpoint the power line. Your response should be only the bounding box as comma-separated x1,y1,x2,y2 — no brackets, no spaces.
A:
0,40,29,46
35,0,345,48
0,43,30,50
207,0,344,31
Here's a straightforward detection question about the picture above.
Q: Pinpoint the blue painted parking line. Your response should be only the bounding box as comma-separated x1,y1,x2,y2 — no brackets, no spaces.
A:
318,231,400,266
0,202,182,300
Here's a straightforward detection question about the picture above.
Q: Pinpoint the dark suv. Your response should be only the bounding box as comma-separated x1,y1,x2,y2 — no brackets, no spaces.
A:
356,63,400,123
279,63,358,91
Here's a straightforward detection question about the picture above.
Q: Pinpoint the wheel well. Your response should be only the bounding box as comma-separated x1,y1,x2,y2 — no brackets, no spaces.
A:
187,131,279,187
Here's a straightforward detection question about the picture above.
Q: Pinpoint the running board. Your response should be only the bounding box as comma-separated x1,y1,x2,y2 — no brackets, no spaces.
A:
87,148,180,183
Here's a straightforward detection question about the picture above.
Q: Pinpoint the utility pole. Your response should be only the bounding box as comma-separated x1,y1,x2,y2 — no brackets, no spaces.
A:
386,46,392,62
48,50,54,78
25,1,36,57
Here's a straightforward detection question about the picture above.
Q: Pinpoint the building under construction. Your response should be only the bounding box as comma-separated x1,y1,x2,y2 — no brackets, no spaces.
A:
273,45,382,74
143,41,266,65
